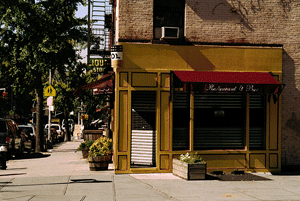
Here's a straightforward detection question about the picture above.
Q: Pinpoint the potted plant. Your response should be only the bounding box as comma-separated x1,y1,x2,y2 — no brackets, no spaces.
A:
76,140,95,158
88,136,112,171
173,152,206,180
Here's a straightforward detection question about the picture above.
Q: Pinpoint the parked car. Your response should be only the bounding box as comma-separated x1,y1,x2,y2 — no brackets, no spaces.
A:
45,124,64,142
18,124,36,153
0,118,23,159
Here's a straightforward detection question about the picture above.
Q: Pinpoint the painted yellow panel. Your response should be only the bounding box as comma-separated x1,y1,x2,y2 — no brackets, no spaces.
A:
160,154,170,170
160,92,170,151
202,155,246,168
120,72,128,87
161,73,170,88
118,155,128,171
269,96,278,150
121,43,282,73
269,154,278,168
132,73,157,87
250,154,266,168
119,91,128,152
122,44,188,70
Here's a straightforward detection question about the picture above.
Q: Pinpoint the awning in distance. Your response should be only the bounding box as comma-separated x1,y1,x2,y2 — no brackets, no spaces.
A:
73,72,114,97
93,79,113,95
171,71,284,94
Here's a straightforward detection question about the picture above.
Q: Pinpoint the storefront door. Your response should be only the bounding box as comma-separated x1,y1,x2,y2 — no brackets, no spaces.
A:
130,91,156,168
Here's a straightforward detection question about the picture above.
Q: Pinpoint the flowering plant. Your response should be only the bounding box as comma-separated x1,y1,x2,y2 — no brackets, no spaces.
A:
180,152,205,164
88,136,112,157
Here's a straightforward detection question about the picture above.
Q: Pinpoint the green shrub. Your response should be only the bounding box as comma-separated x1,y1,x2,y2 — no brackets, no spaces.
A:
88,136,112,157
180,152,205,164
76,140,95,152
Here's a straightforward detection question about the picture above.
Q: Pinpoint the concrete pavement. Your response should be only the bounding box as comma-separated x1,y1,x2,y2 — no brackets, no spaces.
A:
1,140,300,201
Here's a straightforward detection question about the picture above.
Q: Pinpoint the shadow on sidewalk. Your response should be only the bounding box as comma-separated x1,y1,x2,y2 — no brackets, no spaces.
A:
206,172,272,181
11,153,50,161
1,179,112,187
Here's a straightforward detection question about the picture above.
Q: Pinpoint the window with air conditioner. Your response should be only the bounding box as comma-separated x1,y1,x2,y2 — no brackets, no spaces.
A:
154,0,185,39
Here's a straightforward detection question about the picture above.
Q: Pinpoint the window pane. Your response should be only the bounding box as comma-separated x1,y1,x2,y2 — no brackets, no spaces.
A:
249,94,266,150
194,93,245,150
173,91,189,150
154,0,185,28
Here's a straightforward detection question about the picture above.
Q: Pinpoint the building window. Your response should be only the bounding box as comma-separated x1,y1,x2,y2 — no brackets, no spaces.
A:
249,94,266,150
173,91,189,150
153,0,185,39
193,93,245,150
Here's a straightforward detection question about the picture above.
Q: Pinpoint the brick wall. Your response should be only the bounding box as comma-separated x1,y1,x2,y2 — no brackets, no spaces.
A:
117,0,300,166
118,0,153,41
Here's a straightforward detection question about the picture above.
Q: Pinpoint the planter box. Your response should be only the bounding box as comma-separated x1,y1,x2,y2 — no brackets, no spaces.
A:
173,159,206,180
83,130,103,141
88,155,110,171
82,148,88,159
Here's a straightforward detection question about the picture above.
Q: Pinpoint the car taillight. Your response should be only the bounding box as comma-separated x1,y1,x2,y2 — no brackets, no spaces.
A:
5,136,9,143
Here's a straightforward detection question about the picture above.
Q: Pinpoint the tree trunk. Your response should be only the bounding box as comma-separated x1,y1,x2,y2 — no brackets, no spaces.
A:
64,104,70,141
35,74,44,152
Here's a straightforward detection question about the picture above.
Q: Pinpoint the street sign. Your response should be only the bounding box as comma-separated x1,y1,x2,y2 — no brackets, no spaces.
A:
88,58,111,74
44,85,56,97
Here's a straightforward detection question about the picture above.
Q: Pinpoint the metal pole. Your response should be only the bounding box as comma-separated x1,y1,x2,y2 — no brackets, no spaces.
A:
48,69,52,142
87,0,91,67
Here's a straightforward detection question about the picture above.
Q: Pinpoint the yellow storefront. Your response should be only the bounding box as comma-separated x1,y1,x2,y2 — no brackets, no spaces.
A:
112,43,283,174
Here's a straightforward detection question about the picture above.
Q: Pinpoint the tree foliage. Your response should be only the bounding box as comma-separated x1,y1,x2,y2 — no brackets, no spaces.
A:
0,0,88,151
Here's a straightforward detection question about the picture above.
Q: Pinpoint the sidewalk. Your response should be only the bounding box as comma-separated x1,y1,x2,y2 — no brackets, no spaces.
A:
0,140,300,201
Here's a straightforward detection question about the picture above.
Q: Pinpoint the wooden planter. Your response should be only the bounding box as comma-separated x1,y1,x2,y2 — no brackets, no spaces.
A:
82,148,88,159
173,159,207,180
88,155,110,171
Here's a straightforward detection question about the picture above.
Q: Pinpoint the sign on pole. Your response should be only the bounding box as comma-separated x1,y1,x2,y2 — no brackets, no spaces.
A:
44,85,56,97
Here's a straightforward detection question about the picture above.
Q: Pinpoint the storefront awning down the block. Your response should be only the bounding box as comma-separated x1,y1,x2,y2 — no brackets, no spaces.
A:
171,71,284,94
73,73,114,97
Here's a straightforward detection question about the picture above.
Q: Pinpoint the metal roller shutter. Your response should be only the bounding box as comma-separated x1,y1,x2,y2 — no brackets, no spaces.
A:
173,91,189,150
131,91,156,166
194,93,245,150
249,94,265,150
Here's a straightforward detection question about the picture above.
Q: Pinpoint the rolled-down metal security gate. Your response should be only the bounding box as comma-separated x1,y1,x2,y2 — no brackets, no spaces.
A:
131,91,156,167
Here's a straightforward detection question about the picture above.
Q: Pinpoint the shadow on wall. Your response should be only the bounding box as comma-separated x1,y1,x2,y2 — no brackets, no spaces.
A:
186,0,254,31
282,50,300,166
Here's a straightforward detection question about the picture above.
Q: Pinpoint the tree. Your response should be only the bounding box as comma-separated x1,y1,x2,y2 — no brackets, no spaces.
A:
0,0,87,151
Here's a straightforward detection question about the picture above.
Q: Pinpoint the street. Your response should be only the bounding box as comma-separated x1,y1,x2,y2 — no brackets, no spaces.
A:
1,140,300,201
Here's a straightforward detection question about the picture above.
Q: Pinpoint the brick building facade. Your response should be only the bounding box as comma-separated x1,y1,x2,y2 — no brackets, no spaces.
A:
111,0,299,173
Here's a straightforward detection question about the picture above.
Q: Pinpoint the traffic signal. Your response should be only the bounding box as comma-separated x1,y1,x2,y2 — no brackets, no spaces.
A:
2,91,8,99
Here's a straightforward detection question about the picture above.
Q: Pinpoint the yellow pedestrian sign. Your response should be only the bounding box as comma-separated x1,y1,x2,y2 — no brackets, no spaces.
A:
44,85,56,97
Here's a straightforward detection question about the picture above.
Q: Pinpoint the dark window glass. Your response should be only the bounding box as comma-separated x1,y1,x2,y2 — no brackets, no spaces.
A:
249,94,266,150
154,0,185,28
173,91,189,150
194,93,245,150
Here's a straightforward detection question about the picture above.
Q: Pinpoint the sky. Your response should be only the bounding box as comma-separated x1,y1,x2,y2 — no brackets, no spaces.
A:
76,4,88,18
76,4,89,63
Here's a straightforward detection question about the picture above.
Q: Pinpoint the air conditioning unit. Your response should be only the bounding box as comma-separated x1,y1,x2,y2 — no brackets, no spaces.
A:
161,27,180,39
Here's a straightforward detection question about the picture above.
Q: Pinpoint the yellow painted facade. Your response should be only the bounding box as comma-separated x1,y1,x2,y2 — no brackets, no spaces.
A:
113,43,282,174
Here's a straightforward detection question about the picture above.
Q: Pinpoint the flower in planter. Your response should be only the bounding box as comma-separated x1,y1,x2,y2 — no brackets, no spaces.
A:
180,152,205,164
88,136,112,157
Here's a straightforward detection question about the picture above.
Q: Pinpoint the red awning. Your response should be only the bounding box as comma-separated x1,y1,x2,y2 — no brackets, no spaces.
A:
93,79,113,95
73,73,114,97
172,71,284,94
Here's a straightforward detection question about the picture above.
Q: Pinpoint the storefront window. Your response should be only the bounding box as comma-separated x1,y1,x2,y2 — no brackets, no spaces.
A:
249,94,266,150
193,93,245,150
173,91,189,150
